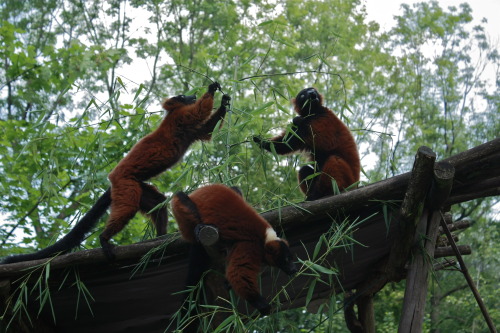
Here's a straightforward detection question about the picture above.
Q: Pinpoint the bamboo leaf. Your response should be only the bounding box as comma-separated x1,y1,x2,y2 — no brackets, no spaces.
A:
305,278,317,307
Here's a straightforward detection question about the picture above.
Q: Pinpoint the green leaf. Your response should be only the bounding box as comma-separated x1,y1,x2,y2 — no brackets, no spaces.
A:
252,101,274,115
305,278,317,307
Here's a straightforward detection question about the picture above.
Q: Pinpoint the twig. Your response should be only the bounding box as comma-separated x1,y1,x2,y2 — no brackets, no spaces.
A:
440,215,497,333
238,70,341,82
238,70,349,116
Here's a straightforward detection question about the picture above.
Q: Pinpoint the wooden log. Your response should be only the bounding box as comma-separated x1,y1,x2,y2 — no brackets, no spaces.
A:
357,295,376,333
260,171,412,228
433,259,456,271
434,245,471,258
442,138,500,173
448,150,500,183
0,234,187,278
448,176,500,205
343,294,376,333
439,219,471,234
389,146,436,271
442,212,453,225
427,162,455,210
398,162,454,333
398,211,441,332
436,234,459,247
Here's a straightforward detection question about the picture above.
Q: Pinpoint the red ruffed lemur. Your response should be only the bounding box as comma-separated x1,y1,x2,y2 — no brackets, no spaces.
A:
254,87,360,201
2,82,230,264
171,183,297,315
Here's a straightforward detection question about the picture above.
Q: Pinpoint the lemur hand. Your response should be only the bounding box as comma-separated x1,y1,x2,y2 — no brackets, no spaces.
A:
292,116,305,126
253,136,262,145
208,81,222,94
221,94,231,107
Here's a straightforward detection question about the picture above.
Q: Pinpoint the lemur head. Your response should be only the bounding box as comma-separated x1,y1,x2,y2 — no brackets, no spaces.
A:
264,228,298,276
293,87,324,117
162,94,197,112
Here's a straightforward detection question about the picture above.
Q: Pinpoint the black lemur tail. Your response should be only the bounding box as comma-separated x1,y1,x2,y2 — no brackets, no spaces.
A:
1,189,112,264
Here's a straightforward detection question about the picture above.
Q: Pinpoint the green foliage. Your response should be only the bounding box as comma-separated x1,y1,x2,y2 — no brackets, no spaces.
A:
0,0,498,331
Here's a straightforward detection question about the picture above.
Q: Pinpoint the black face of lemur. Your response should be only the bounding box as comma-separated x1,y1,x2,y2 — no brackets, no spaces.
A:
277,242,298,276
173,94,197,104
296,87,321,110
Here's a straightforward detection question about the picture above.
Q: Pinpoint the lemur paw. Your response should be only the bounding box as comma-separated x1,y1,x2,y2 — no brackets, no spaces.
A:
250,296,271,316
208,81,222,94
221,94,231,107
292,116,305,126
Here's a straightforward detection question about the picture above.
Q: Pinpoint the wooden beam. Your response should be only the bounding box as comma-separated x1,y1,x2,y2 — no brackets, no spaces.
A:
434,245,471,258
0,234,187,278
357,295,376,333
398,161,454,333
438,219,471,234
433,259,456,271
389,146,436,271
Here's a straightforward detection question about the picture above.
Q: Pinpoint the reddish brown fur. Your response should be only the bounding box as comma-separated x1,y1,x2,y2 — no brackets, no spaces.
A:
172,184,296,315
255,87,360,200
175,184,270,242
99,84,229,255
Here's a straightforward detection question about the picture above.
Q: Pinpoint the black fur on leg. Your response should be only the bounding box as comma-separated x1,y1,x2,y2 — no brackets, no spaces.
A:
185,243,211,287
174,193,212,332
248,295,271,316
298,164,316,200
99,234,116,261
139,183,168,236
180,242,211,333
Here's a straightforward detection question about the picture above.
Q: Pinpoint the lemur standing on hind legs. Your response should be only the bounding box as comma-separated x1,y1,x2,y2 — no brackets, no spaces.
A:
1,82,230,264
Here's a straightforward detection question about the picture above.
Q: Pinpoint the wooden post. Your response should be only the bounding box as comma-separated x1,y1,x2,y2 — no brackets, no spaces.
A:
389,146,436,271
344,293,376,333
345,147,437,333
387,146,436,273
357,295,376,333
398,162,455,333
398,210,441,332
